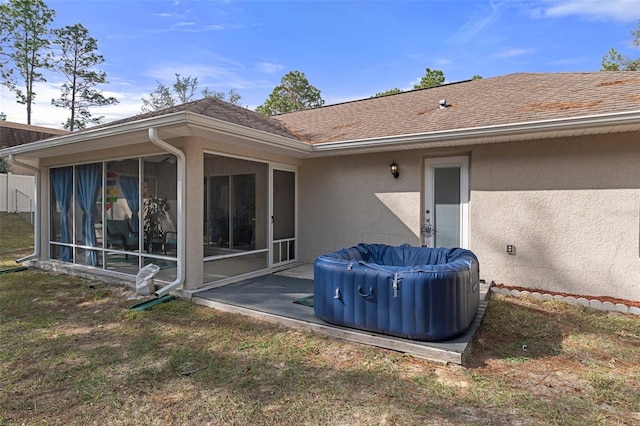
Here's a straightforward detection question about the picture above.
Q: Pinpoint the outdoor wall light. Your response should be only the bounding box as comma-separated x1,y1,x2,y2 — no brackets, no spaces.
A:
389,160,399,179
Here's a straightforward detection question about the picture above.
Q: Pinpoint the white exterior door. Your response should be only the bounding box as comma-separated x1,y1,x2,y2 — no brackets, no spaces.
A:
424,156,469,248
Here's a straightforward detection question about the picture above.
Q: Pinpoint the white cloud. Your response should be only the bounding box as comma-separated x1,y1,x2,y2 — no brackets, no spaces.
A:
548,56,590,65
494,48,534,58
1,80,146,129
452,2,503,43
435,58,453,66
256,62,285,74
140,61,276,97
535,0,640,22
1,82,69,128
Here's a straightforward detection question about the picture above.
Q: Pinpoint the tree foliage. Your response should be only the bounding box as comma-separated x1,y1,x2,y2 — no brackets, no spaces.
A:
375,67,448,97
142,73,242,112
0,6,12,75
141,73,195,112
141,81,174,112
0,157,9,173
256,70,324,115
372,88,402,98
201,87,242,105
601,20,640,71
414,68,445,89
0,0,55,124
172,73,198,105
51,23,117,130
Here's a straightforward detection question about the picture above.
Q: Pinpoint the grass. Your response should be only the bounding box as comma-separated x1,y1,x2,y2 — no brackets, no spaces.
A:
1,212,640,424
0,212,34,268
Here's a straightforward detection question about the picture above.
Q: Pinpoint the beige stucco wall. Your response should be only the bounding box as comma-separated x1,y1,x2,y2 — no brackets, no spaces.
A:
182,139,204,289
470,132,640,301
299,131,640,302
298,150,426,258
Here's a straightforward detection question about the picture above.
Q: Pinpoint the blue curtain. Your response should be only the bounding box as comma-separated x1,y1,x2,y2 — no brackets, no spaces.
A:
119,175,139,233
51,167,73,262
76,164,101,266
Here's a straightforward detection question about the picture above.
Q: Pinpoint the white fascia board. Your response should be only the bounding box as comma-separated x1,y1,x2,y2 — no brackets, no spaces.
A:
311,110,640,154
0,112,191,157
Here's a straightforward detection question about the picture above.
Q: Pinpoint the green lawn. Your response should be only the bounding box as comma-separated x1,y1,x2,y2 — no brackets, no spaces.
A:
0,212,34,267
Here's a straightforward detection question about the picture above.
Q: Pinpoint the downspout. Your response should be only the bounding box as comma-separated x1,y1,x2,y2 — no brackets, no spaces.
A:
8,155,40,263
148,128,186,297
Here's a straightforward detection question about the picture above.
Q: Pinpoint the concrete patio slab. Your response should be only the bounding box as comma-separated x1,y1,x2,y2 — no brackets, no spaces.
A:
192,264,489,366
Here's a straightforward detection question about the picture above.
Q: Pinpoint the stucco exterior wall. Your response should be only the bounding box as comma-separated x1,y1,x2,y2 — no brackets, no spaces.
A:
471,132,640,301
182,139,204,290
298,151,425,260
298,131,640,302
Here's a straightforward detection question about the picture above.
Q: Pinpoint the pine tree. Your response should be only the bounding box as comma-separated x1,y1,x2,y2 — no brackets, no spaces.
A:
51,23,118,130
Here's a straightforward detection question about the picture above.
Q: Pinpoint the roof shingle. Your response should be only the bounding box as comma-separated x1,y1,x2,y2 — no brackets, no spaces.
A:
99,97,299,140
273,72,640,144
0,121,68,148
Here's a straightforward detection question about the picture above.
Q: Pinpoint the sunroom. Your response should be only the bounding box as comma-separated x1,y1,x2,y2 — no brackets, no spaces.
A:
4,99,309,295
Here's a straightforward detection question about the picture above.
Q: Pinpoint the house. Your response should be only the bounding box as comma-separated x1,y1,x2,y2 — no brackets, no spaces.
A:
1,122,68,216
1,72,639,302
0,121,68,175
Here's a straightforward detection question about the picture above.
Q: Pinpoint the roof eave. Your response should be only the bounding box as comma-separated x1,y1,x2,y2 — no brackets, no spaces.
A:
0,112,191,157
0,111,311,159
184,113,311,157
310,110,640,156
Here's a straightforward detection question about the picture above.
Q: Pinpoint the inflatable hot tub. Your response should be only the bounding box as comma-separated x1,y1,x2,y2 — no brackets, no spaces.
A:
314,244,479,341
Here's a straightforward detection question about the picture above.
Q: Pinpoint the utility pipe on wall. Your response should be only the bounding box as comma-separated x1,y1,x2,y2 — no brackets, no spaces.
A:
148,128,186,297
8,155,40,263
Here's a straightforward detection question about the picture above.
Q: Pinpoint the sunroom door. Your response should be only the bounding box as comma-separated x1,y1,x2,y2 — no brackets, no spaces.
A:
424,156,469,248
271,168,296,266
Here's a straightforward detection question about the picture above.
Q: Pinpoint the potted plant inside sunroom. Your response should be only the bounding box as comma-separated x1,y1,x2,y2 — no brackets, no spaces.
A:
143,196,169,253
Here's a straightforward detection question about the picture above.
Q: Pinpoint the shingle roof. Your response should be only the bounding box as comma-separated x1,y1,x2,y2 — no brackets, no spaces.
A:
273,72,640,144
99,96,299,140
17,72,636,151
0,121,69,148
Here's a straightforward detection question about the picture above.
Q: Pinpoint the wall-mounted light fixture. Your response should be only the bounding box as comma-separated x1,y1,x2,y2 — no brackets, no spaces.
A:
389,160,399,179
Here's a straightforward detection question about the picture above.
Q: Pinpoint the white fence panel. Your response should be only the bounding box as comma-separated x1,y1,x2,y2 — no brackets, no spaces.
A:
0,173,36,214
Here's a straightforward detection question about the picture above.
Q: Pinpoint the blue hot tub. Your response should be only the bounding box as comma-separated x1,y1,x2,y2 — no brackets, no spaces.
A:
314,244,480,341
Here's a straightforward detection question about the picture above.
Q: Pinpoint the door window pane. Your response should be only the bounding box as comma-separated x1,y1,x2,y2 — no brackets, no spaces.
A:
434,167,460,248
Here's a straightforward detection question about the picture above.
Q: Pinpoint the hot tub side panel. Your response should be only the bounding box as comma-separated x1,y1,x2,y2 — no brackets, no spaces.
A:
314,257,480,341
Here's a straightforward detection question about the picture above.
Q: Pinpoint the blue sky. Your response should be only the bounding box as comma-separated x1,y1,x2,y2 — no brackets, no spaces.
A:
2,0,639,129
